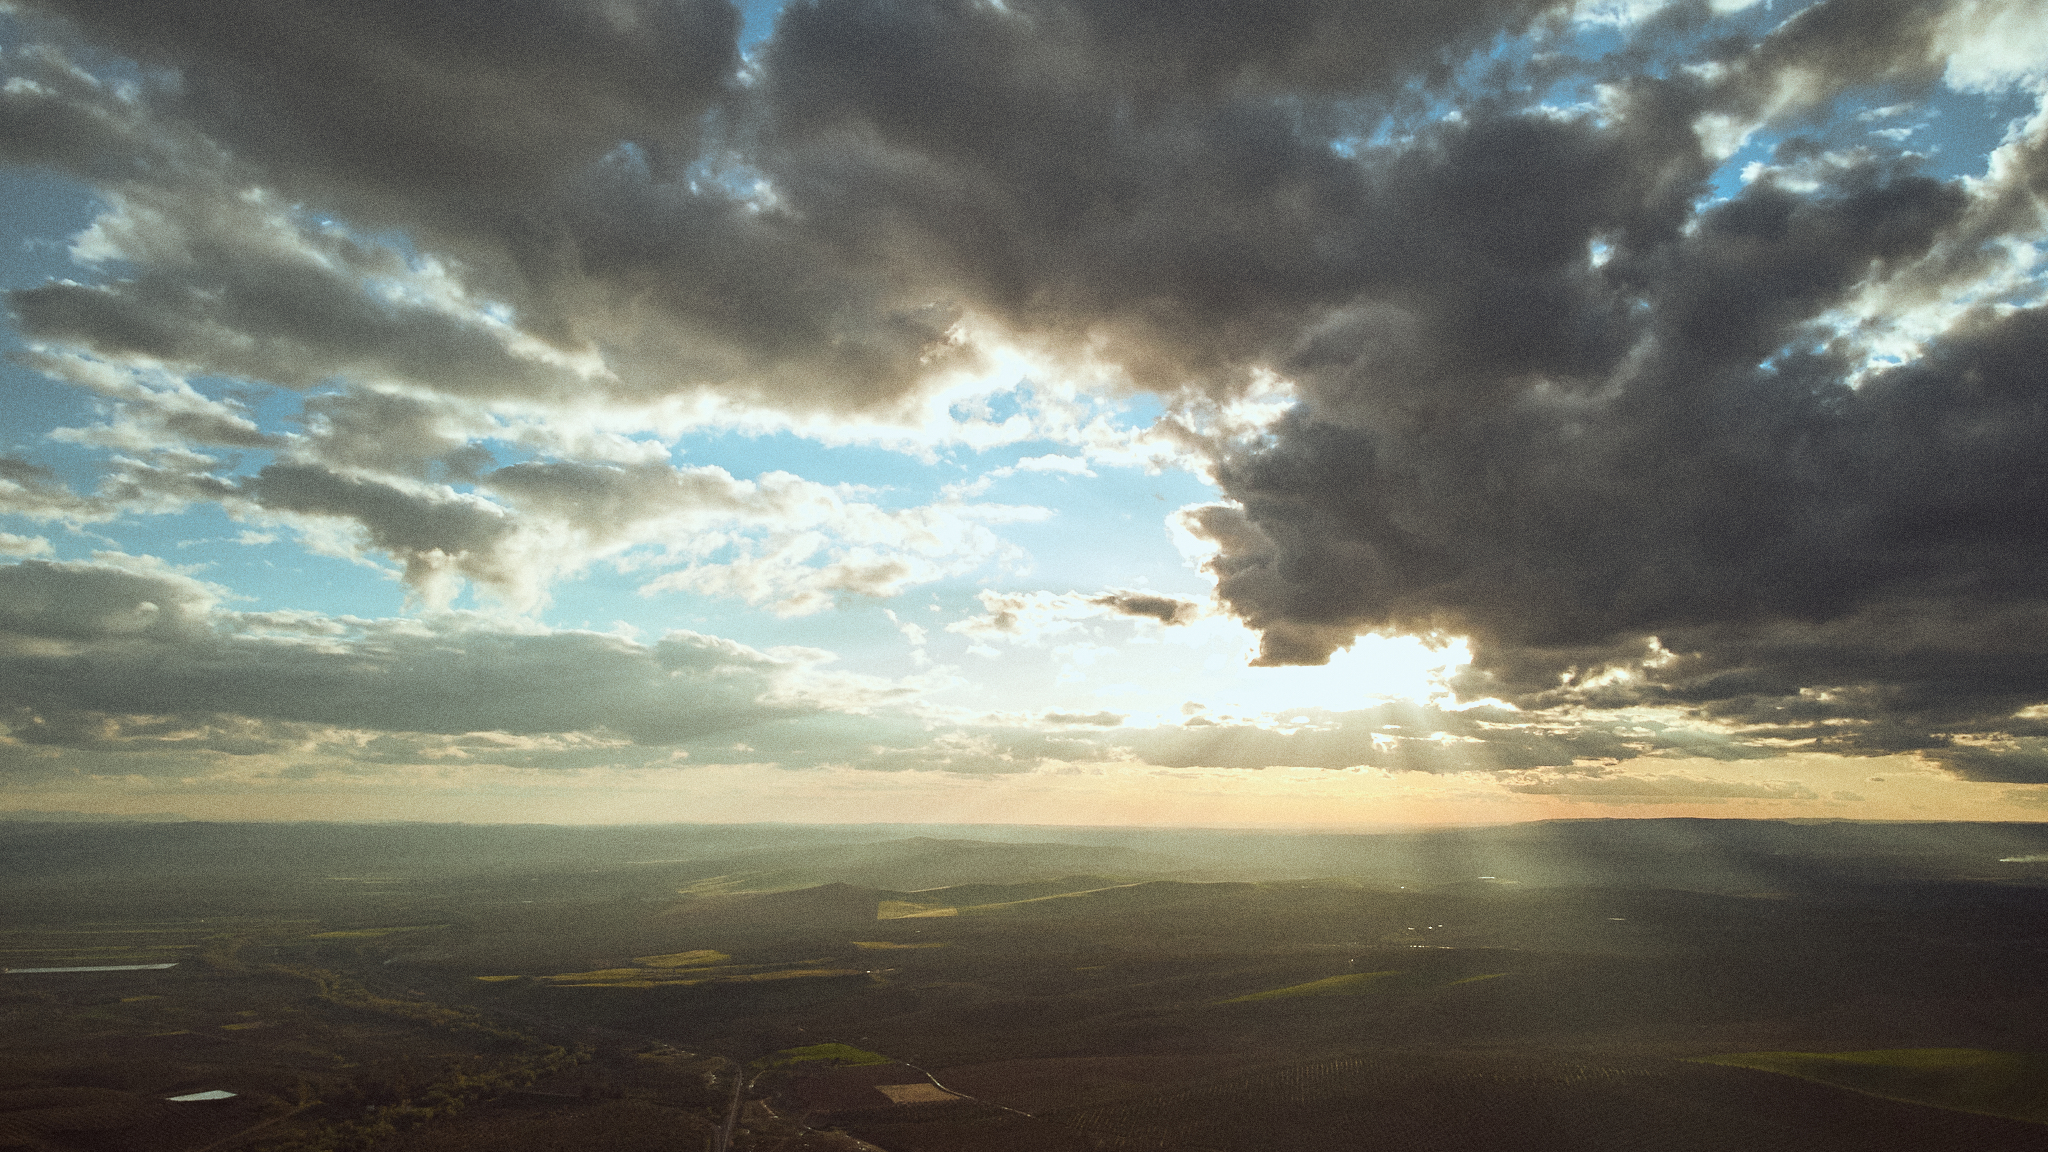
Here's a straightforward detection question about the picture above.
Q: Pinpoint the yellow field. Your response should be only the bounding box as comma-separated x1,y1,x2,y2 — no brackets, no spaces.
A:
877,882,1144,920
875,1083,960,1104
552,968,864,989
552,979,706,988
876,901,958,919
673,874,772,895
718,968,863,982
632,950,730,967
505,956,869,989
1691,1048,2048,1124
1219,971,1403,1003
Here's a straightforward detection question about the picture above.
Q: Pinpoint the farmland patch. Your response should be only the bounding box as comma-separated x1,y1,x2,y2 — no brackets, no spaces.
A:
760,1043,894,1070
632,950,729,967
309,925,447,939
1219,971,1403,1003
877,901,957,919
532,961,864,988
1692,1049,2048,1124
874,1083,960,1104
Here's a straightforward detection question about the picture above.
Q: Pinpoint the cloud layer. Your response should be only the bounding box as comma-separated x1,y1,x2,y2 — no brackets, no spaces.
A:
0,555,879,763
3,0,2046,788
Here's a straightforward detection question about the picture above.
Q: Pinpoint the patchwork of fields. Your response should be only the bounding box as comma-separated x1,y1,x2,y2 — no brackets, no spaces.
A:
7,819,2048,1151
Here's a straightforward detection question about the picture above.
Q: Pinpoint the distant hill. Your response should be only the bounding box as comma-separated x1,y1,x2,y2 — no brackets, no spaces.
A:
5,818,2047,896
663,838,1197,893
0,809,191,823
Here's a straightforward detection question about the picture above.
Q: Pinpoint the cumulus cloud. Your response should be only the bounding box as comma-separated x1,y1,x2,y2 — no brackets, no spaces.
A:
32,351,276,452
220,453,1042,612
950,588,1204,643
245,464,517,607
628,478,1048,615
0,555,896,759
0,455,106,522
1042,711,1125,728
0,552,1952,787
944,454,1098,499
1088,590,1204,626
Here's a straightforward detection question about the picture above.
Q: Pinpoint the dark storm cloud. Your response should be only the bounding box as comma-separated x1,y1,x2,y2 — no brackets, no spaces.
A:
3,183,575,400
1195,292,2048,773
0,42,164,181
1720,0,1953,109
2,0,964,412
0,0,2022,415
1167,4,2048,776
1922,746,2048,786
0,0,1576,414
0,0,1710,418
11,0,740,225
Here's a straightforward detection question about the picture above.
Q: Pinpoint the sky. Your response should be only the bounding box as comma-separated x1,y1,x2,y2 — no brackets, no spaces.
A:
1,0,2046,827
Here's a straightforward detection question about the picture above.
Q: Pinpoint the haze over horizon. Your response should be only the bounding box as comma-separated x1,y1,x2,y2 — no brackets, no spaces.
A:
3,0,2047,827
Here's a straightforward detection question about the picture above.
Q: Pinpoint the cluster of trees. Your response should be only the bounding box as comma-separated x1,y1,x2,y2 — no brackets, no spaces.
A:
201,933,252,971
252,965,591,1152
270,966,544,1048
254,1045,593,1152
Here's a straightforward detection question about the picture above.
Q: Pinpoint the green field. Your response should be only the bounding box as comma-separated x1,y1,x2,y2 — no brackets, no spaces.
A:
1218,970,1404,1003
1217,969,1510,1005
757,1043,894,1069
0,920,322,968
1691,1049,2048,1124
12,819,2048,1152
